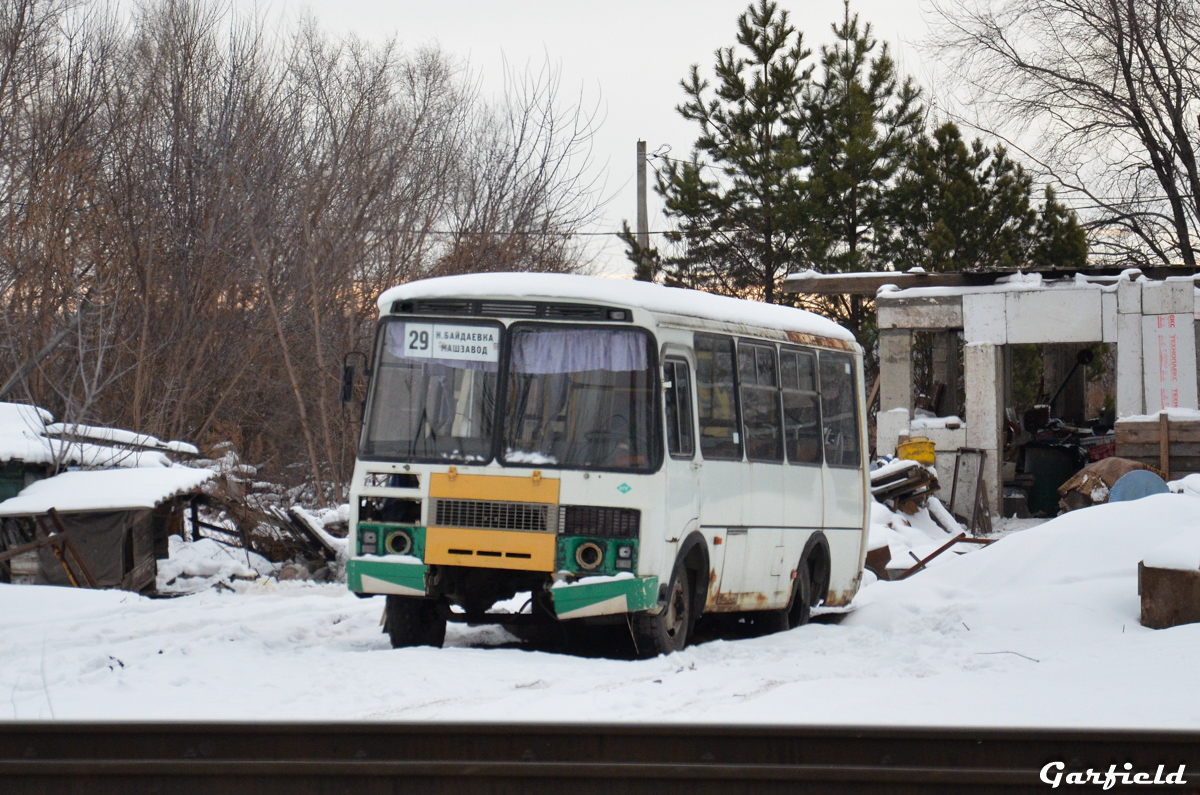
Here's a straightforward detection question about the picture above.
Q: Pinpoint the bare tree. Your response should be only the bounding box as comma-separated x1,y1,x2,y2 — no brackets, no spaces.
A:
0,0,606,499
932,0,1200,266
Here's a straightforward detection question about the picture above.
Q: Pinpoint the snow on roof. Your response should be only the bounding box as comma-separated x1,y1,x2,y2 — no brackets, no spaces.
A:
1117,407,1200,423
0,402,61,466
44,423,200,457
876,271,1126,301
0,403,194,467
0,466,213,515
377,273,856,343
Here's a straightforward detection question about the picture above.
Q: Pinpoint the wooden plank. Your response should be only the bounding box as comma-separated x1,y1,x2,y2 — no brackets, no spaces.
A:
1117,425,1200,445
1116,443,1200,458
1120,456,1200,474
1161,412,1171,480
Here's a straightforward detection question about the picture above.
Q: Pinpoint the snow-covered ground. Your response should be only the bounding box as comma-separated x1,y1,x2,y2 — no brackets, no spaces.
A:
3,493,1200,726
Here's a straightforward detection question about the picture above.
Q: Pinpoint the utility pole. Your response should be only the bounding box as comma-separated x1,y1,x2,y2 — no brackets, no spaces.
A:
635,140,651,281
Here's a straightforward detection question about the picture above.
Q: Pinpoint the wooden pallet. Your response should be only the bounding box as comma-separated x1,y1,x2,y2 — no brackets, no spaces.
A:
1115,413,1200,480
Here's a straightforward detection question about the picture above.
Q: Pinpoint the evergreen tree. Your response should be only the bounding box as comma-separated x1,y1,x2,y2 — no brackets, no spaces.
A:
887,123,1088,272
887,123,1034,271
802,3,923,273
617,221,659,282
1030,186,1088,269
642,0,812,303
800,2,922,336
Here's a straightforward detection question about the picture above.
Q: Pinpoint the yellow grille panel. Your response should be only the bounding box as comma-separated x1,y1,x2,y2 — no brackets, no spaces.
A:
425,526,557,572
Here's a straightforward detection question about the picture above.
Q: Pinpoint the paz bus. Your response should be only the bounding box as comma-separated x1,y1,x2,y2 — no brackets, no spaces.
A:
344,273,869,656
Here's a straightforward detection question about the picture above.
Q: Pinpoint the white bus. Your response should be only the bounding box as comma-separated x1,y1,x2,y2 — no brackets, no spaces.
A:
345,273,869,655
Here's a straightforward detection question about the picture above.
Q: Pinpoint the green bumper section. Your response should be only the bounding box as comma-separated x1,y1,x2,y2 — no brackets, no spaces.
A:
347,557,428,597
550,575,658,620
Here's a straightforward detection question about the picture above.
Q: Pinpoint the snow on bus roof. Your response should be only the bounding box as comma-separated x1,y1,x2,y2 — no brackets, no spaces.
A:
377,273,856,343
0,466,213,516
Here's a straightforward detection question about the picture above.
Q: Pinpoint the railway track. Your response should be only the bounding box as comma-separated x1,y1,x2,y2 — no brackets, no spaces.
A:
1,722,1197,793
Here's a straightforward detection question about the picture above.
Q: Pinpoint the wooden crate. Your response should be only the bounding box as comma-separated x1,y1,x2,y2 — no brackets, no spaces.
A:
1115,414,1200,480
1140,562,1200,629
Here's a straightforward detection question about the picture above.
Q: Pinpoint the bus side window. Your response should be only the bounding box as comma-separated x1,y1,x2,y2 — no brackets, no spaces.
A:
737,342,783,462
780,347,822,465
694,334,742,460
819,351,860,467
663,359,695,459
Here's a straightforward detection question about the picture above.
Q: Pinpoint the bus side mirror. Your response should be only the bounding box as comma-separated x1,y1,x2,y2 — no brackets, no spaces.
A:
341,351,368,406
340,364,355,405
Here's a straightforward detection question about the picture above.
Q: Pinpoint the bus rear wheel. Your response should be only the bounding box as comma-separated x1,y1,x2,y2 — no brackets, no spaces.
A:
384,595,446,648
783,562,813,629
631,567,692,657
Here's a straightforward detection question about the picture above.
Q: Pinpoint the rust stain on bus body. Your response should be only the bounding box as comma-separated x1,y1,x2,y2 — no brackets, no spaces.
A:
822,589,856,607
785,331,856,351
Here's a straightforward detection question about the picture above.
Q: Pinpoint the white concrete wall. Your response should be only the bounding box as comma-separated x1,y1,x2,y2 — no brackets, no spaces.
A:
1005,290,1104,344
964,342,1003,517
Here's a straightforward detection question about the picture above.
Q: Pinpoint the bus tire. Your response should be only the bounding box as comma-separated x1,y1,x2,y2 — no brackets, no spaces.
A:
631,566,692,657
384,595,446,648
784,562,813,629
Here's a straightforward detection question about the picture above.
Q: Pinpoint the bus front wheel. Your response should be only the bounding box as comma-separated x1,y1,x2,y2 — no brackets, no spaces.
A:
384,595,446,648
632,567,692,657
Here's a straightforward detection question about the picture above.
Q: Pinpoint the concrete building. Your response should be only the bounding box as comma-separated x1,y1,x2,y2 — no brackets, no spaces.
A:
785,268,1200,517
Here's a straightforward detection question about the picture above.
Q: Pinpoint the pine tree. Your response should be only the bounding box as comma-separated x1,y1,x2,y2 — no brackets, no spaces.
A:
1030,186,1088,269
642,0,812,303
887,123,1087,272
802,2,923,273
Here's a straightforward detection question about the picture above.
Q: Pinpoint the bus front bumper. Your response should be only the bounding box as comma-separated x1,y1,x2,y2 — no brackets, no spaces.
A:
347,556,659,622
347,556,427,597
550,575,659,620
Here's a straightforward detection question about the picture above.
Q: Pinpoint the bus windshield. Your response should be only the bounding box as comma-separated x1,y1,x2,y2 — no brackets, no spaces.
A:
502,325,659,472
360,319,500,463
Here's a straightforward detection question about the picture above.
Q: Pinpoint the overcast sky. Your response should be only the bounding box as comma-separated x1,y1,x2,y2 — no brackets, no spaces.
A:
250,0,937,277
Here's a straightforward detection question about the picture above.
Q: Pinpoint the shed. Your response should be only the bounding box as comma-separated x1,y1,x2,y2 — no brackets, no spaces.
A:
0,467,213,592
785,267,1200,518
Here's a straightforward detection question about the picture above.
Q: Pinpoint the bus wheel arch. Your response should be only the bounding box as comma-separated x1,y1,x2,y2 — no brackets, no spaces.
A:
674,530,710,620
800,532,832,609
784,533,831,629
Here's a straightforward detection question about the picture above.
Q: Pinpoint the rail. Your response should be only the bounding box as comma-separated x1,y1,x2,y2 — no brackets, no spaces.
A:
1,722,1196,793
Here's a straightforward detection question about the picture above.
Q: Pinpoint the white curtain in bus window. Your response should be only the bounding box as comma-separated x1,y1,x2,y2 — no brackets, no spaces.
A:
361,321,499,462
694,334,741,460
738,343,783,462
819,351,860,467
780,347,822,464
664,359,694,458
504,328,658,471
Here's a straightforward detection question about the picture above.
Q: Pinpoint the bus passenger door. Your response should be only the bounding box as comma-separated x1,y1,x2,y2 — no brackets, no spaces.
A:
662,356,700,555
819,351,866,529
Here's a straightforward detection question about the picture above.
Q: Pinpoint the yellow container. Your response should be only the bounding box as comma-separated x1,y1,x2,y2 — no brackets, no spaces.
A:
896,437,936,466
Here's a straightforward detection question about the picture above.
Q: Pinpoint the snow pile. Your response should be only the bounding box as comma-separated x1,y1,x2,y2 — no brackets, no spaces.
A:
1119,407,1200,423
4,493,1200,725
867,499,960,575
290,504,350,562
156,536,276,594
1168,473,1200,499
910,415,963,430
1142,532,1200,571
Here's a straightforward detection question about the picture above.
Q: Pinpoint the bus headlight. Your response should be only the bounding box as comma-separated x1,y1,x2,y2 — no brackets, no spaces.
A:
360,530,378,555
385,529,413,556
575,541,604,571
